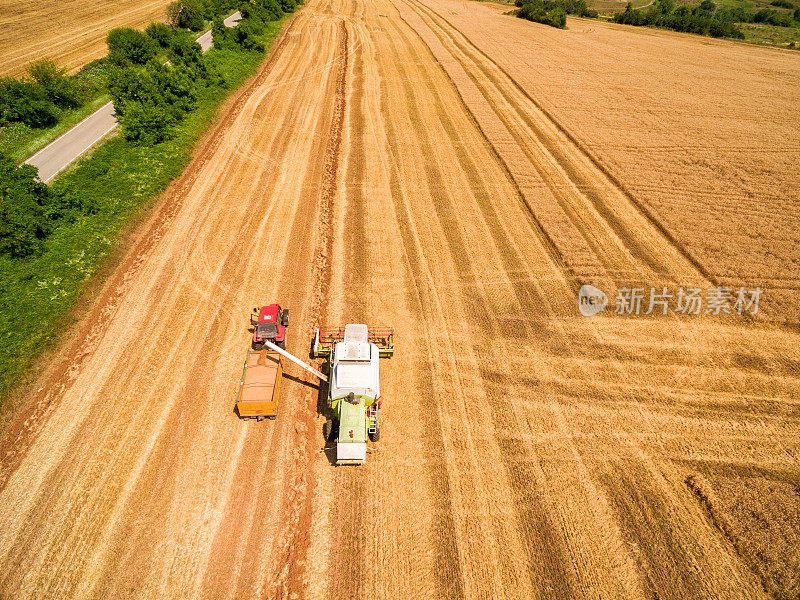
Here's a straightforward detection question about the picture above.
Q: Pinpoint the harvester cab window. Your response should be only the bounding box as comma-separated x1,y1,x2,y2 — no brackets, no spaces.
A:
257,322,278,338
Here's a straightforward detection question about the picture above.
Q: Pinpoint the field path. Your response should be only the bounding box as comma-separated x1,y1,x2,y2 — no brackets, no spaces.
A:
1,0,799,598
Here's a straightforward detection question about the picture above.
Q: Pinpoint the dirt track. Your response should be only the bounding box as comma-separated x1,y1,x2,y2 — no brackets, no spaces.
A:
0,0,171,76
1,1,799,599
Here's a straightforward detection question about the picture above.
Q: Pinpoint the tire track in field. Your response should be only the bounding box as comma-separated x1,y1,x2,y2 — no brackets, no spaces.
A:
324,18,377,600
342,26,369,303
598,462,709,599
365,17,472,595
383,15,581,597
401,0,712,289
317,16,376,600
378,5,688,597
269,17,348,600
397,0,647,288
379,115,467,600
377,11,582,597
191,24,337,600
385,15,574,326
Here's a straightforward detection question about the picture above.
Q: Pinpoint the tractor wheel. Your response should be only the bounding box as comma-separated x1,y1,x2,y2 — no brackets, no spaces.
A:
323,419,331,441
277,340,286,350
370,426,380,442
253,342,263,351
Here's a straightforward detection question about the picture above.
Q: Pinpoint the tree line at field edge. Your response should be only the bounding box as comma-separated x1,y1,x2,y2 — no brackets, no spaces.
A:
513,0,800,39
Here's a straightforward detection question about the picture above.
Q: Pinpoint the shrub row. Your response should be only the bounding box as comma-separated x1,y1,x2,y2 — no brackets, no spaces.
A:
713,3,800,26
105,27,205,145
514,0,597,29
613,0,800,38
614,0,744,37
107,0,297,146
0,61,105,129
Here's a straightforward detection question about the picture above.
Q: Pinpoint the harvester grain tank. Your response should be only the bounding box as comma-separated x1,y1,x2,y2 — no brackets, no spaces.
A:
313,324,394,465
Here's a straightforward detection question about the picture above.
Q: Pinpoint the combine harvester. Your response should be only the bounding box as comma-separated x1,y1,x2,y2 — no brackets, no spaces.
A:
236,309,394,466
313,325,394,465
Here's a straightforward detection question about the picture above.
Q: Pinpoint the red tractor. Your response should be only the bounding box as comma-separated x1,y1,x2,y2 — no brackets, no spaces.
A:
251,304,289,350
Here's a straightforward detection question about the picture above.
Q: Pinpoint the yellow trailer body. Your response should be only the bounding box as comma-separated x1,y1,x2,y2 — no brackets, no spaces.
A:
236,349,282,419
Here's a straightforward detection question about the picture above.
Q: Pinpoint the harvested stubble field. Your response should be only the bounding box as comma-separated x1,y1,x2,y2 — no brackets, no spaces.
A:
0,0,171,77
0,0,799,599
687,472,800,600
416,1,800,325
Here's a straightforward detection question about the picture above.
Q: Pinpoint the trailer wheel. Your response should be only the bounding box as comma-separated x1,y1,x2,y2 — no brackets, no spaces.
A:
370,427,380,442
323,419,331,441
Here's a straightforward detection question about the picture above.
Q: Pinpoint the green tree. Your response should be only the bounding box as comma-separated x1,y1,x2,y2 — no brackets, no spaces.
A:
145,22,175,48
231,20,266,50
119,101,176,145
0,78,59,128
176,0,205,30
211,16,230,49
517,0,568,28
549,5,567,26
168,36,206,79
107,28,158,65
240,0,283,22
27,60,82,109
166,1,183,26
108,61,197,144
106,65,144,116
0,154,52,258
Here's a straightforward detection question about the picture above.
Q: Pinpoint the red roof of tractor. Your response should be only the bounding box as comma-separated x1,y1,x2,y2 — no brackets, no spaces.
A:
258,304,280,323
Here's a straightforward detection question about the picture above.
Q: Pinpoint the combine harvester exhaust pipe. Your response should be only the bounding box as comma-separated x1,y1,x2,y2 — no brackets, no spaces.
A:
262,339,328,383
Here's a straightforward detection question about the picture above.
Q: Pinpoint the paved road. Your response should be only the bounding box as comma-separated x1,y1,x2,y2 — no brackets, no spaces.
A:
25,11,243,183
197,11,242,51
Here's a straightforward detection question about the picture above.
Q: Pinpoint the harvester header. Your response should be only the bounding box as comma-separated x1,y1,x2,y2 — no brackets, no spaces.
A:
313,326,395,358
